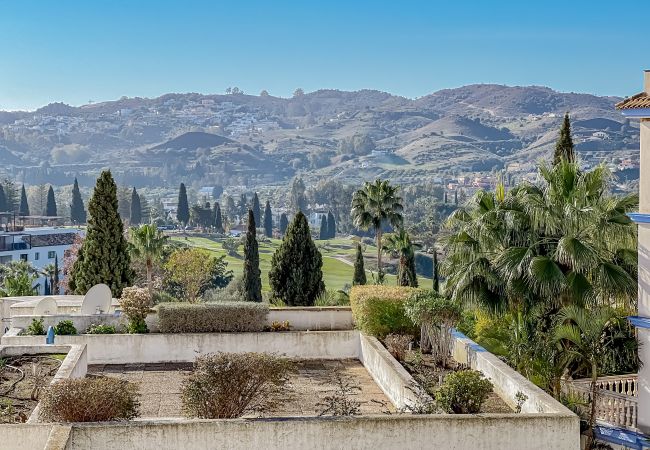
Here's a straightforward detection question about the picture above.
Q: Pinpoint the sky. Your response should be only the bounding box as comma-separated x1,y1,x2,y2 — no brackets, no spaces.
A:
0,0,647,111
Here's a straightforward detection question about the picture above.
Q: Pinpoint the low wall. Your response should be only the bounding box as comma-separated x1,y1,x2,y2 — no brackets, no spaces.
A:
1,330,360,364
10,313,123,333
269,307,352,330
451,330,572,414
64,414,578,450
0,424,54,450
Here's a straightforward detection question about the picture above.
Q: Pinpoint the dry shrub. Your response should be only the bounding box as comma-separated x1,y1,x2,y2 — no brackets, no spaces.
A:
39,377,140,422
384,333,412,361
181,352,293,419
349,285,420,338
158,302,268,333
119,286,152,333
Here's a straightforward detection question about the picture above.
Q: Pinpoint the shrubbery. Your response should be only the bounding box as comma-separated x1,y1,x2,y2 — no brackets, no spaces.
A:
158,302,268,333
383,333,412,362
54,320,77,335
119,286,152,333
182,352,293,418
349,286,419,337
435,370,493,414
24,318,46,336
39,377,140,422
86,323,116,334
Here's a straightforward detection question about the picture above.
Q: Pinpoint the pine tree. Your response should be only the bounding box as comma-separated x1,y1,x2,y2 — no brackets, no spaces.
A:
177,183,190,226
327,211,336,239
130,187,142,225
0,185,7,212
251,192,261,226
263,201,273,238
279,213,289,235
242,210,262,302
213,202,224,233
45,185,57,216
353,243,367,285
2,179,18,212
70,178,87,224
319,215,328,240
432,250,439,293
554,113,575,165
68,170,133,297
19,185,29,216
269,211,324,306
54,255,60,295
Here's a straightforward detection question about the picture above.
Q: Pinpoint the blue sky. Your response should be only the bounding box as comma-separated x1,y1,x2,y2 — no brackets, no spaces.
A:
0,0,647,111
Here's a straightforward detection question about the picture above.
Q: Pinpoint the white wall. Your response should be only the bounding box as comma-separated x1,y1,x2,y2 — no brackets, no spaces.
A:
0,424,53,450
269,307,352,331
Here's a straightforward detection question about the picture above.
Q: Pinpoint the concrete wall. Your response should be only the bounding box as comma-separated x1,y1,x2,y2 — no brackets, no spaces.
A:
10,313,123,333
64,415,578,450
269,307,352,330
0,424,53,450
1,330,360,364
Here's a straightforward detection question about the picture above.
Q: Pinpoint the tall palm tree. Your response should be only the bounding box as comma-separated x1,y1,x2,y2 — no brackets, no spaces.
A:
443,161,638,311
351,179,403,280
129,224,167,291
555,305,617,450
383,229,419,287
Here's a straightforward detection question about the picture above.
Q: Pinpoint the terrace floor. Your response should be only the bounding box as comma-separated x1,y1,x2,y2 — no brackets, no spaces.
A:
87,359,395,418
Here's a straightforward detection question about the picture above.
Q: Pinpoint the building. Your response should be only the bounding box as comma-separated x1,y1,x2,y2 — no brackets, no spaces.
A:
0,227,82,294
615,70,650,438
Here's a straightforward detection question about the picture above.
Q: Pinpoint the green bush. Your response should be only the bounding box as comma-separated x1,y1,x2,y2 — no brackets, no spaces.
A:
151,290,180,304
24,318,46,336
54,320,77,335
158,302,268,333
349,285,419,338
39,377,140,422
119,287,152,334
85,323,117,334
435,370,493,414
315,290,350,306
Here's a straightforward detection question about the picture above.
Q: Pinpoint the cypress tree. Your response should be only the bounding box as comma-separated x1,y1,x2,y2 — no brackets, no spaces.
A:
214,202,224,233
44,278,50,295
2,180,18,212
54,254,60,295
140,194,150,224
443,191,448,204
19,185,29,216
263,201,273,238
242,209,262,302
0,185,7,212
238,194,248,218
70,178,87,224
353,243,367,286
45,185,57,216
177,183,190,226
319,215,328,240
404,254,418,288
554,113,575,165
130,187,142,225
432,250,439,293
327,211,336,239
269,211,324,306
279,213,289,235
251,192,261,226
454,190,458,206
68,170,133,297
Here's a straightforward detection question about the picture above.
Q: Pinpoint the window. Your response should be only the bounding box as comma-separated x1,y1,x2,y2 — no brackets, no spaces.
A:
48,251,56,259
0,255,12,264
20,254,28,261
34,252,40,261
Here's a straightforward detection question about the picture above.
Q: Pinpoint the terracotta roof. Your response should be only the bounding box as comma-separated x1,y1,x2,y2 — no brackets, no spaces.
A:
615,92,650,110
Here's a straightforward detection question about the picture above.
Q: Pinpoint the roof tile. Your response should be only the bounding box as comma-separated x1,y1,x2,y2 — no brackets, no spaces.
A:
615,92,650,110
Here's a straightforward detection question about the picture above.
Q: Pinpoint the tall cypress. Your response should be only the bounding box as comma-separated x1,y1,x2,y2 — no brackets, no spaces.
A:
269,211,324,306
0,185,7,212
251,192,261,226
279,213,289,235
213,202,224,233
19,185,29,216
327,211,336,239
319,215,328,240
554,113,575,165
130,187,142,225
68,170,133,297
70,178,87,224
238,194,248,218
139,194,150,224
353,243,367,286
242,209,262,302
432,250,439,293
263,201,273,238
54,254,60,295
177,183,189,226
45,185,57,216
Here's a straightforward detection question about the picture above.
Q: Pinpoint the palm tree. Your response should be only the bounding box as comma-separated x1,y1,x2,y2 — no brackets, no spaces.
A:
443,161,638,311
555,305,617,450
383,229,419,287
129,224,167,291
351,179,403,280
41,263,57,295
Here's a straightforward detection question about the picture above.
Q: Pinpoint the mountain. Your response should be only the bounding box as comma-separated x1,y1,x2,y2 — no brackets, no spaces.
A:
0,84,639,188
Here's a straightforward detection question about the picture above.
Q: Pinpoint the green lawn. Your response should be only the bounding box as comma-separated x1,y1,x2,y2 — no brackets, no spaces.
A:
171,235,431,292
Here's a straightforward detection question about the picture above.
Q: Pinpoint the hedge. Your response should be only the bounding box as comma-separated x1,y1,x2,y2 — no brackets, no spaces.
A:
349,286,420,338
158,302,269,333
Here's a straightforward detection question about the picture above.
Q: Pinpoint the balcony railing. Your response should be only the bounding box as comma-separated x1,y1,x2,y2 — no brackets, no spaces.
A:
563,374,638,430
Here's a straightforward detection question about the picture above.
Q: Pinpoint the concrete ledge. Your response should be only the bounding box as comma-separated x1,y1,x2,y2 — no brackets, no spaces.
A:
269,307,352,330
10,313,123,333
0,424,54,450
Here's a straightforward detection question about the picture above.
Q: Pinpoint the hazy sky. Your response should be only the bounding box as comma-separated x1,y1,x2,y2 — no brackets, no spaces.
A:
0,0,647,111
